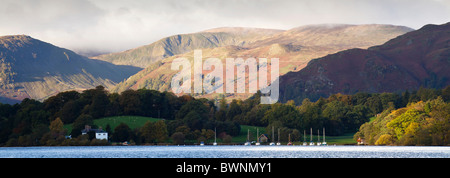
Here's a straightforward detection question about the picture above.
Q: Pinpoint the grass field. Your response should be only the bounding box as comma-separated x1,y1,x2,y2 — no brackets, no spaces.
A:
93,116,162,130
64,116,162,134
324,133,357,145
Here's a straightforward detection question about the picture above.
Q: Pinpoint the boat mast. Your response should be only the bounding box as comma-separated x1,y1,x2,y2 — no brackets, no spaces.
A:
323,127,325,143
257,128,259,143
247,129,250,142
317,129,320,143
278,128,280,143
213,127,217,146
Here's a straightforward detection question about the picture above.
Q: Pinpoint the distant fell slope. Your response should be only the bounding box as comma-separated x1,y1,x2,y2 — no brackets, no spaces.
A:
249,24,413,49
93,25,412,69
0,35,140,103
279,22,450,103
92,27,283,68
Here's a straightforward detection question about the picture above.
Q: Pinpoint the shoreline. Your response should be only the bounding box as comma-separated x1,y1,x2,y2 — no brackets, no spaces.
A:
2,143,450,147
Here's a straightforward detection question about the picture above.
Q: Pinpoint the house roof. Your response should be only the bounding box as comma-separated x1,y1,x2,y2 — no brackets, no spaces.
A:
81,129,107,134
81,125,107,134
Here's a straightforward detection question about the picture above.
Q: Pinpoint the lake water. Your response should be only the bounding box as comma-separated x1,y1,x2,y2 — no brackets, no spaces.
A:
0,145,449,158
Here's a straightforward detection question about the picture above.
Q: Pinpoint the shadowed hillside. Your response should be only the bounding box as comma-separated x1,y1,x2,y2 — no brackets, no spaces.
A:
0,35,141,103
279,22,450,103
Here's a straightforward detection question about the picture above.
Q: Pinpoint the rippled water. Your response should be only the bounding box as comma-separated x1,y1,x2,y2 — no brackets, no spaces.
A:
0,145,449,158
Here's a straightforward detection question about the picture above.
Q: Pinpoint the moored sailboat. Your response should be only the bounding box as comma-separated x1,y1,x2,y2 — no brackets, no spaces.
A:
255,128,260,146
309,128,314,146
244,129,251,146
317,129,321,146
270,126,275,146
287,133,293,145
276,128,281,146
303,130,307,146
213,127,217,146
322,127,327,146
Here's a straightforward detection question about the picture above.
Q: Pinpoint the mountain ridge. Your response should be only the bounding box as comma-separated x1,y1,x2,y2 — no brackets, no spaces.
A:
0,23,418,103
91,27,283,68
93,24,412,69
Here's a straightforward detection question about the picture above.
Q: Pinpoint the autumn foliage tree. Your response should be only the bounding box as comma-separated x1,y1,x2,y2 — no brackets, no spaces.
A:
141,120,168,144
355,97,449,146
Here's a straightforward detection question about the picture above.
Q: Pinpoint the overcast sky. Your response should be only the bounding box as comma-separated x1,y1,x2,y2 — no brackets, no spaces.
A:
1,0,449,55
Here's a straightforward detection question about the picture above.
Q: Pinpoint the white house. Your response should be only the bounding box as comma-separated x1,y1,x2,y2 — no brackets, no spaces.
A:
81,125,108,141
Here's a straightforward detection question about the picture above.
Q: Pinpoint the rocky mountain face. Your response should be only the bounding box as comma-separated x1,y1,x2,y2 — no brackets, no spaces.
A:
0,35,140,103
109,24,413,101
279,22,450,103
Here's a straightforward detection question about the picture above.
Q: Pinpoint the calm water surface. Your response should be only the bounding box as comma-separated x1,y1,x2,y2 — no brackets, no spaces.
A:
0,145,449,158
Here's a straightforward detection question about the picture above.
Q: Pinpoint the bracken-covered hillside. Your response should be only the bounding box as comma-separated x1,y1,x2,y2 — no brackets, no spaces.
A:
279,22,450,103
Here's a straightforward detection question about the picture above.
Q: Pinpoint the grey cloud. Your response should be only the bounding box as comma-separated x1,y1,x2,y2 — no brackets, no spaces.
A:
0,0,449,55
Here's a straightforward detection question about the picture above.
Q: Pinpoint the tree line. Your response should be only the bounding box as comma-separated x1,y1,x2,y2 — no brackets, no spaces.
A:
0,84,448,146
0,86,240,146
